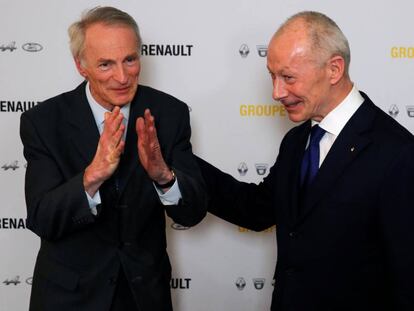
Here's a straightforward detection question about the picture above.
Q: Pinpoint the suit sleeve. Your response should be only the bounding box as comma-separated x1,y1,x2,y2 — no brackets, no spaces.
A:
162,105,207,227
195,155,277,231
379,142,414,309
20,113,95,241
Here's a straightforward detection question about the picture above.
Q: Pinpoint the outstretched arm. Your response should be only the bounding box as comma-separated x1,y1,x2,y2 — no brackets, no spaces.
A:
196,155,276,231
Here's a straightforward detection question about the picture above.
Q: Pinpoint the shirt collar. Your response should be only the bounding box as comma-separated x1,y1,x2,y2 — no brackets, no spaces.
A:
312,84,364,136
85,82,130,128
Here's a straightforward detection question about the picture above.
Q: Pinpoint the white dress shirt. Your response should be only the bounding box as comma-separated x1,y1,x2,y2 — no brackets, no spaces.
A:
84,83,182,215
311,85,364,167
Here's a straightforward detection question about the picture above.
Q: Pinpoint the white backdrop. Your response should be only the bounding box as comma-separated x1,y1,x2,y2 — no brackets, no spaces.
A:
1,1,413,310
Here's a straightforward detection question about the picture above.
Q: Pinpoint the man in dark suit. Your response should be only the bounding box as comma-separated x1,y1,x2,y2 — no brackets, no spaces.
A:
197,11,414,310
20,6,206,311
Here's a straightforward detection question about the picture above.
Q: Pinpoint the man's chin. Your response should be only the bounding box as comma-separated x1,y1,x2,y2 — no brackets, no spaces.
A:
286,112,305,123
111,96,134,107
109,89,136,106
112,102,130,107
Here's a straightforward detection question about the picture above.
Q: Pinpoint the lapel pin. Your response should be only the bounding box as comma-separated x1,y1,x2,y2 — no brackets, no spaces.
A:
350,147,355,152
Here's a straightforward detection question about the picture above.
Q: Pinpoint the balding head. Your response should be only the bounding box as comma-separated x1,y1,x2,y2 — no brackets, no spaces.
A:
271,11,350,76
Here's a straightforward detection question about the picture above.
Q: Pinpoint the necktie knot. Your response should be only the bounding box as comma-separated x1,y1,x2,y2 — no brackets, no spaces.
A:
309,124,326,147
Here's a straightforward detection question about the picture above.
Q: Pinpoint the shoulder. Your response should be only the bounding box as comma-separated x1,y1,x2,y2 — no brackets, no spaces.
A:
22,83,85,122
136,85,188,112
362,96,414,146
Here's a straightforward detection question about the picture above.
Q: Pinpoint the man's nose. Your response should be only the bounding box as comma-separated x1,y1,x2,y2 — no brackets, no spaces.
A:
272,77,288,100
113,65,128,84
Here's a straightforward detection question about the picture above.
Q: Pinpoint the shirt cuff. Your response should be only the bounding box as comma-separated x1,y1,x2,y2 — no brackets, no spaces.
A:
85,190,102,216
153,179,182,205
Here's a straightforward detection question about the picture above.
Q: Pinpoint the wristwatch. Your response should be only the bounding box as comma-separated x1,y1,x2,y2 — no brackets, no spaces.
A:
154,169,176,189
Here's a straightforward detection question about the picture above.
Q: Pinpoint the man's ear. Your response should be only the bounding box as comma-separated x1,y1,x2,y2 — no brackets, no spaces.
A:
74,57,87,79
328,55,345,85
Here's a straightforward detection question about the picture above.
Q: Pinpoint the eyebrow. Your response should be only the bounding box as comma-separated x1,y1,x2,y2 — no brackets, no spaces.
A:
97,53,139,63
124,53,138,60
97,58,114,64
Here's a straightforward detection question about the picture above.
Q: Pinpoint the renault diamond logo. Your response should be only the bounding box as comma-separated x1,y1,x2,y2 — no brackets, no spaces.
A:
235,277,246,290
255,163,268,176
237,162,248,176
239,44,250,58
253,278,265,290
388,104,399,118
256,45,268,57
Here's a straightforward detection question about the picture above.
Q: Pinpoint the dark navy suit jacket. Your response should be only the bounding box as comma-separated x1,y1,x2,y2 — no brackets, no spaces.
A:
198,93,414,310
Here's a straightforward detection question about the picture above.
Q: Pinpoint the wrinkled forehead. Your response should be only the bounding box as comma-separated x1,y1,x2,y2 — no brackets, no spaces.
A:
83,23,139,53
85,22,138,40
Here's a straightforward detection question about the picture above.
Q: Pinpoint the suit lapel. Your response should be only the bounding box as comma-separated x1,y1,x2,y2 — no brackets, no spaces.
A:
66,82,100,166
287,121,312,224
299,98,377,222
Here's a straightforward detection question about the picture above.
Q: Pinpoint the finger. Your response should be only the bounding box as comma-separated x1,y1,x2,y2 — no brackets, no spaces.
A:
144,109,155,129
144,108,151,119
143,109,158,141
111,123,125,148
113,140,125,159
104,111,111,122
112,106,121,116
147,121,157,142
113,113,125,132
105,112,124,135
105,106,120,123
108,147,122,164
136,117,149,149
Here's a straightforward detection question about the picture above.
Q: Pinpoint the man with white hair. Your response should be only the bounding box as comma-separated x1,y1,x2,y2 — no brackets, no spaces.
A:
21,6,206,311
197,11,414,310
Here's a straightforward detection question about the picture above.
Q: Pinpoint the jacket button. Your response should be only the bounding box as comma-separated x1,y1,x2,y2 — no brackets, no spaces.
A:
289,231,298,238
